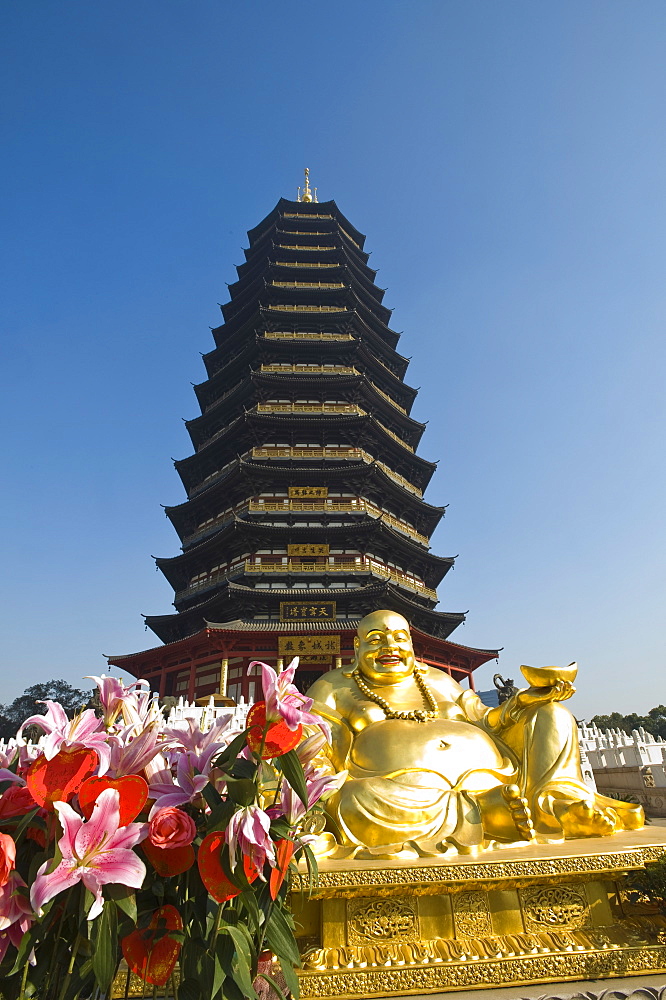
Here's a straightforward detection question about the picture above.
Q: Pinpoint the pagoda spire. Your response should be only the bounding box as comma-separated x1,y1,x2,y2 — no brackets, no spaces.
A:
297,167,317,203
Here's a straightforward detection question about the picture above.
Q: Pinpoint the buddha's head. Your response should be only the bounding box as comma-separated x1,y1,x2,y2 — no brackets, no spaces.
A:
353,610,416,686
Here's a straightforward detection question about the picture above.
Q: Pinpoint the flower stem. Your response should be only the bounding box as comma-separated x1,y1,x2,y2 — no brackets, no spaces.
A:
57,934,80,1000
19,957,30,1000
208,901,224,955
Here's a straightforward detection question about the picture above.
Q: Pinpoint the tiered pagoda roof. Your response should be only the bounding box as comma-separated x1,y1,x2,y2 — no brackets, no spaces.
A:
136,183,493,666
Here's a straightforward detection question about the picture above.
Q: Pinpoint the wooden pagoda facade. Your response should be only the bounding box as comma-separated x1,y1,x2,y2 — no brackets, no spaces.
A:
107,186,499,700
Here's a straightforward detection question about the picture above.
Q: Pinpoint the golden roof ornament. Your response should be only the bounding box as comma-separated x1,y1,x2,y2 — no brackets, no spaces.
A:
297,167,318,203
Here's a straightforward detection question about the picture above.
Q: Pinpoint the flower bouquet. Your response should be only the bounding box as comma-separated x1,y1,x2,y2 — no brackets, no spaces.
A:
0,660,344,1000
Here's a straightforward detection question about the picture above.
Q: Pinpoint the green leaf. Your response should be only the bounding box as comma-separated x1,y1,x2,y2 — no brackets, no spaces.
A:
268,817,291,840
278,750,308,808
264,903,301,968
213,729,249,771
226,776,256,807
178,978,202,1000
202,782,223,809
301,843,320,896
213,952,226,1000
206,798,236,833
105,884,137,923
0,804,39,844
230,756,256,780
277,954,301,999
222,979,247,1000
91,899,119,992
237,888,262,935
218,926,257,1000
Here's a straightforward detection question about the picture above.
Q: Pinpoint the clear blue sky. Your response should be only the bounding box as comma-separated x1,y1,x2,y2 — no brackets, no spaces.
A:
1,2,665,719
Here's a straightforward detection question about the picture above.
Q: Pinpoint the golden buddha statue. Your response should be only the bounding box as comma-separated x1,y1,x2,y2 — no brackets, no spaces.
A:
306,610,643,857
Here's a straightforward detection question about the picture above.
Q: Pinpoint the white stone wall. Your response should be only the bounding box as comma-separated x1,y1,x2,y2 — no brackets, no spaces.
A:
578,722,666,814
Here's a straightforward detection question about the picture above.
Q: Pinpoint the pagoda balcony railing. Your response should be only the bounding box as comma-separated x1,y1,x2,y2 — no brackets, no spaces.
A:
250,446,423,496
182,559,436,601
271,281,346,289
262,330,354,341
267,304,347,313
260,363,358,375
369,382,407,414
277,244,335,252
247,499,429,545
243,558,436,599
253,402,414,451
256,402,363,415
282,213,333,220
273,260,340,269
258,362,408,414
339,226,363,250
280,230,331,236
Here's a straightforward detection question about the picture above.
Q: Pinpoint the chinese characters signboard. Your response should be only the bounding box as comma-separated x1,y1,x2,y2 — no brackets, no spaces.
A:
279,601,337,621
288,486,328,498
287,544,329,557
278,636,340,656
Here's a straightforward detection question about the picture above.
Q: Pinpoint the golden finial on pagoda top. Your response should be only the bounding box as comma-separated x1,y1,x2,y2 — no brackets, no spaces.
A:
297,167,318,203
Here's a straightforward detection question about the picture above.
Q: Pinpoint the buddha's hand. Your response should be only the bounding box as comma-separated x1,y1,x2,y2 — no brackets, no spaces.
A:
516,679,576,707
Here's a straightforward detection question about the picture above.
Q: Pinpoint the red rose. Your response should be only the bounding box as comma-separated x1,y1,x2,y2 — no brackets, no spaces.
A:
148,808,196,850
0,833,16,887
0,784,38,821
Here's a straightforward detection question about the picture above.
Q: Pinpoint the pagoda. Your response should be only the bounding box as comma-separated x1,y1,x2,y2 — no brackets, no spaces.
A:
107,172,499,701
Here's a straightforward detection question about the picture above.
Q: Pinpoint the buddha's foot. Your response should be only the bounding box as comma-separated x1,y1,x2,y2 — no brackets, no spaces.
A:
556,799,619,838
595,793,645,830
502,784,536,841
475,782,536,843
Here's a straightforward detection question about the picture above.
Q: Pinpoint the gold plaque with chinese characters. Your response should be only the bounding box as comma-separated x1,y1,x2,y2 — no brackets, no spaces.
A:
278,636,340,656
289,486,329,498
279,601,337,621
288,544,330,557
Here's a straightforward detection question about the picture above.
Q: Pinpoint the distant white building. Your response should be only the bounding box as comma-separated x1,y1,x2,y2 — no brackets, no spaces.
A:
578,722,666,815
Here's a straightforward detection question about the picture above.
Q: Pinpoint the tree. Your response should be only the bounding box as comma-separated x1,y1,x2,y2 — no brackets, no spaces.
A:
590,705,666,741
0,679,92,742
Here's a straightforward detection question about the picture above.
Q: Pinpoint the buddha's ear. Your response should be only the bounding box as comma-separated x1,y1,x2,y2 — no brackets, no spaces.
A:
353,636,359,652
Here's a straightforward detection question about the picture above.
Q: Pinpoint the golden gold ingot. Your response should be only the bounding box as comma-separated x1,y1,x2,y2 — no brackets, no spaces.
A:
521,662,579,687
307,610,644,855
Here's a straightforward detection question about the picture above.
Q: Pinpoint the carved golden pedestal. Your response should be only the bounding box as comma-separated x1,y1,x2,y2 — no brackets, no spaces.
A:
293,829,666,999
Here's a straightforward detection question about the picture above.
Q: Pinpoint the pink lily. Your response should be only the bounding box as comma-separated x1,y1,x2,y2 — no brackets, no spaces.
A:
226,805,275,876
0,872,33,963
31,787,147,920
85,674,133,727
147,749,214,817
251,659,330,738
294,731,328,767
280,770,348,827
18,702,111,776
163,713,233,757
106,722,164,778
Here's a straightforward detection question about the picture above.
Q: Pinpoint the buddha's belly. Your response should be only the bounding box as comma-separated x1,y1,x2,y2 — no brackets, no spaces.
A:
349,719,505,784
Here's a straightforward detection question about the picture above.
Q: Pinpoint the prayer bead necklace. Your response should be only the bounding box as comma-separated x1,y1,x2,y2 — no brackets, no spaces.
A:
351,666,438,723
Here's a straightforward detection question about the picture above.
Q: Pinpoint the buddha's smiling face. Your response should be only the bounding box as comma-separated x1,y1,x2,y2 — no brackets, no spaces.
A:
354,610,416,686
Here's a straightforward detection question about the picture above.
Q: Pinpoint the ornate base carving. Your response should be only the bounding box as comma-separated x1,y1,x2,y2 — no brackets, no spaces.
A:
294,828,666,998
